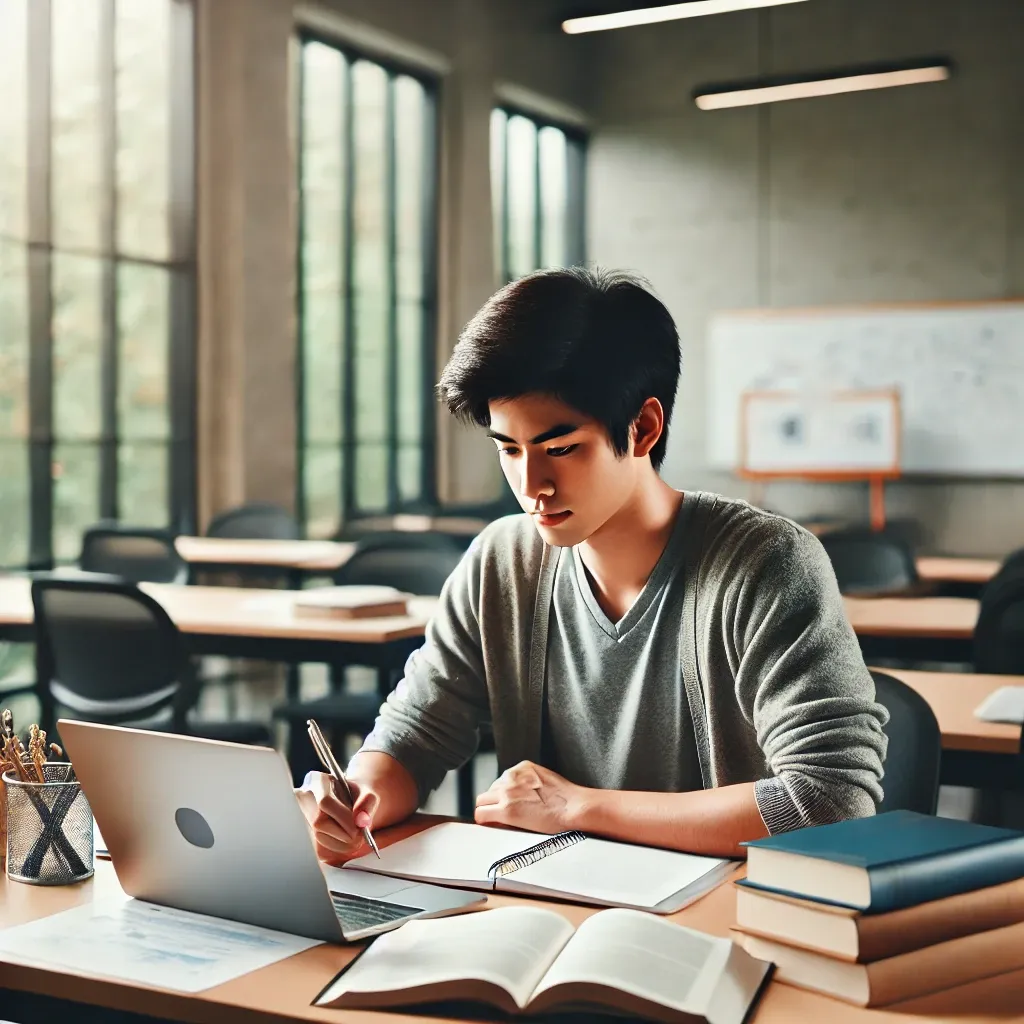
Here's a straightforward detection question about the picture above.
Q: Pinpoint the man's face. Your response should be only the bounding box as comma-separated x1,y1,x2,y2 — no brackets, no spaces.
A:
488,393,638,547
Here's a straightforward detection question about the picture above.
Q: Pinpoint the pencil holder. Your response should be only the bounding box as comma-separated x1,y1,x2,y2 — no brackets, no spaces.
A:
4,764,94,885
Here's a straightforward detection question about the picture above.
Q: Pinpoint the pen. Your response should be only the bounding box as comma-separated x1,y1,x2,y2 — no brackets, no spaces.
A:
306,718,381,859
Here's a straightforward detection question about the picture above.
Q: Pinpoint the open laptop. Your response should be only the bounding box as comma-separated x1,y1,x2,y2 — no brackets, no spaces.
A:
58,720,485,943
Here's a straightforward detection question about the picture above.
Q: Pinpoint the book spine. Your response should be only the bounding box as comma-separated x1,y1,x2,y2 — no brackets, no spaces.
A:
869,835,1024,913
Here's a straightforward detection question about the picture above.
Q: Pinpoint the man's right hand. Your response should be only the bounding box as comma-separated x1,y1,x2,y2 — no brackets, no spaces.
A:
295,771,379,864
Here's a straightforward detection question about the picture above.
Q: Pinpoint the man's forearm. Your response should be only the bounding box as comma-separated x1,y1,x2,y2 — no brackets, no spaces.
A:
571,781,769,858
347,751,420,828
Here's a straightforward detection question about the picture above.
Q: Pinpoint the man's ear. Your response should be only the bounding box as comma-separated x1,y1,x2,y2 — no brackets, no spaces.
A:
631,398,664,459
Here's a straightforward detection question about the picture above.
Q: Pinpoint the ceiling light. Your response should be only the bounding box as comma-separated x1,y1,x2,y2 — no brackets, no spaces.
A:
562,0,809,35
694,58,952,109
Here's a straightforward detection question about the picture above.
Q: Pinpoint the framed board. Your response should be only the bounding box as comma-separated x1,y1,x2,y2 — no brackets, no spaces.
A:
740,390,900,478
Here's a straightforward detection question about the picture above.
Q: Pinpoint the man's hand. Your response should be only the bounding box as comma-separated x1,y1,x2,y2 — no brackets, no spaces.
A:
295,771,378,865
475,761,589,833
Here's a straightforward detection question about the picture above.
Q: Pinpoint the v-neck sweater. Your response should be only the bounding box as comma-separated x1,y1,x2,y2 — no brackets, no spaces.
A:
360,491,888,835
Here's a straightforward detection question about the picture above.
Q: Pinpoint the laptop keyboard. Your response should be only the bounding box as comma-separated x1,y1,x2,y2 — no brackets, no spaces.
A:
330,891,423,933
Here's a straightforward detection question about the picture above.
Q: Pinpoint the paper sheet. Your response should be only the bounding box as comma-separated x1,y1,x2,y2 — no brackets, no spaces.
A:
975,686,1024,724
0,898,320,992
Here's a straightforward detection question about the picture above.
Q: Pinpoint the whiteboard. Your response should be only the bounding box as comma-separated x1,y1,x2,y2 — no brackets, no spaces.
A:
707,304,1024,476
741,391,899,476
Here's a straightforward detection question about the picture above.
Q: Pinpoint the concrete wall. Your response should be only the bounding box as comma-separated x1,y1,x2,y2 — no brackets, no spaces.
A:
194,0,590,526
587,0,1024,555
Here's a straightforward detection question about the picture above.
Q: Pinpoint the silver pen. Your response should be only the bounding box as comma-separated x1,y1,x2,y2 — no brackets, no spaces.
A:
306,718,381,859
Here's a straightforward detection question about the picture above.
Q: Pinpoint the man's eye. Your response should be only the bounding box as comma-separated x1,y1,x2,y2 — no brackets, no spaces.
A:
547,444,578,457
500,447,519,456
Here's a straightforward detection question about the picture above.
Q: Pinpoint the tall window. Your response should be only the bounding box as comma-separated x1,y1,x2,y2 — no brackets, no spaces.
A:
296,35,438,538
490,108,586,285
0,0,196,569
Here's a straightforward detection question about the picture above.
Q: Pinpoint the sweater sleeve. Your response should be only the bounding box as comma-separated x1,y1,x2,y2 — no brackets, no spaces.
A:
357,540,490,805
728,524,889,834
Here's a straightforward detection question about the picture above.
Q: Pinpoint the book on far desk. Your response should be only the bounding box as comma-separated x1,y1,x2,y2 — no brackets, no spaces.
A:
742,810,1024,913
316,905,773,1024
345,822,735,913
291,585,408,619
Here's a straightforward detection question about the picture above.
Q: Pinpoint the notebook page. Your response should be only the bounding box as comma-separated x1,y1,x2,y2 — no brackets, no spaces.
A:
533,909,731,1013
316,907,574,1010
505,837,730,909
345,822,552,887
975,686,1024,724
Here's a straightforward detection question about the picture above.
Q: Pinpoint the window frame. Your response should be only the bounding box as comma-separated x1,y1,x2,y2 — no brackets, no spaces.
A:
2,0,197,570
294,29,441,531
492,103,587,286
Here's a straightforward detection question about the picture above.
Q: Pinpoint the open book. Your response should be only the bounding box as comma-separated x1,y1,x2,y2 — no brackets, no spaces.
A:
292,585,408,619
315,906,773,1024
345,822,735,913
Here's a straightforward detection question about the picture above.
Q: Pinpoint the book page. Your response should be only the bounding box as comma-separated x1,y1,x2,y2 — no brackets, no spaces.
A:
532,908,732,1014
346,822,551,888
506,836,731,909
315,907,574,1010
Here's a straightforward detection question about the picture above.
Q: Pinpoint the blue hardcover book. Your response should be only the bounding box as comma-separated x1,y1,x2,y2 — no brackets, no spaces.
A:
742,811,1024,914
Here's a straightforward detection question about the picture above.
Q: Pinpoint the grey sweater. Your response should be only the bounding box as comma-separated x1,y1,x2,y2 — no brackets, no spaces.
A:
361,491,889,835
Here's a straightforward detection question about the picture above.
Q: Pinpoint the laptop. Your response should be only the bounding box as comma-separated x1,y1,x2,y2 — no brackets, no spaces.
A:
58,720,485,943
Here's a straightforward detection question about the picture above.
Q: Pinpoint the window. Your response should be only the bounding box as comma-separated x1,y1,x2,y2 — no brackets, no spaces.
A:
490,108,586,285
296,35,439,538
0,0,196,569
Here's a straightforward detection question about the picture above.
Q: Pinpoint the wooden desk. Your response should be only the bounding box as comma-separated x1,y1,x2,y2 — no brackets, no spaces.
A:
4,847,1024,1023
916,557,999,587
175,538,356,575
0,576,436,664
886,669,1021,756
845,595,978,663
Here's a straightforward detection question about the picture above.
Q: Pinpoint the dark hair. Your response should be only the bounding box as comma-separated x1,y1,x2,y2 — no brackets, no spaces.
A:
437,267,681,470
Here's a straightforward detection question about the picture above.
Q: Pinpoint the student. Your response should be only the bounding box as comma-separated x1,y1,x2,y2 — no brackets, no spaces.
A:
297,268,888,861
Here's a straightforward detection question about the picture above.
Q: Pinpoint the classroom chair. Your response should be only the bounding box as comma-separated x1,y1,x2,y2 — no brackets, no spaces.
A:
819,527,920,596
205,502,300,541
30,576,271,745
870,669,941,815
973,551,1024,675
273,533,467,784
79,524,188,585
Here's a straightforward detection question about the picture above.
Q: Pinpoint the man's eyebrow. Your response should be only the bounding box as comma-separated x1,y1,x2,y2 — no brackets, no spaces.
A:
485,424,580,445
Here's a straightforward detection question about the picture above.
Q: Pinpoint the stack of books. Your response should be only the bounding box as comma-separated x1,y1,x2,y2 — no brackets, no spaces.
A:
731,810,1024,1006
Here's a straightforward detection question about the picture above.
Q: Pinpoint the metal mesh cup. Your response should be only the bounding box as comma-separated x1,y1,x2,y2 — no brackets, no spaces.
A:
4,763,94,885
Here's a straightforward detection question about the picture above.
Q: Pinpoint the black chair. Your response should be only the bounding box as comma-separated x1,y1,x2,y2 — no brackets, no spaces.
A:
79,525,188,585
206,502,300,541
31,577,271,745
819,528,920,596
870,669,941,815
974,552,1024,675
274,534,467,784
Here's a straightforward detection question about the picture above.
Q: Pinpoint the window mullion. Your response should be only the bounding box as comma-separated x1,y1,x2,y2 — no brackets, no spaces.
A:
26,0,53,568
418,85,439,508
384,73,398,511
340,57,357,521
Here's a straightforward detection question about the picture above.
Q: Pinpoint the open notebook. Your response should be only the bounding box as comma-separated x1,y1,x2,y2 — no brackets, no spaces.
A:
345,822,735,913
975,686,1024,724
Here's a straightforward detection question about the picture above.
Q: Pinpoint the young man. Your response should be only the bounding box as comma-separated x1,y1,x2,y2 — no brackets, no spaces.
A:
297,268,888,862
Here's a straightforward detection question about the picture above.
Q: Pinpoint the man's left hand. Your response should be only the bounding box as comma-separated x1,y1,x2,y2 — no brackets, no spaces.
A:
474,760,590,833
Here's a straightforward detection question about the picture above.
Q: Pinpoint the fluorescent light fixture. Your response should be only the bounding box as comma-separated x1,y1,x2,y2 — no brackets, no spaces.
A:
694,58,953,110
562,0,808,35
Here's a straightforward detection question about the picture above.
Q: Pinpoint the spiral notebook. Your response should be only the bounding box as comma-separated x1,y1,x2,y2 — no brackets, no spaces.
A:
345,822,735,913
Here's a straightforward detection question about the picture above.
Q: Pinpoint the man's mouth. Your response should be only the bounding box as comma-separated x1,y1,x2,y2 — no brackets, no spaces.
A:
534,510,573,527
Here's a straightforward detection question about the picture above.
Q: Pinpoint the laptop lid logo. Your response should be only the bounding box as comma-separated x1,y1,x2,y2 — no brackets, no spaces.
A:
175,807,215,849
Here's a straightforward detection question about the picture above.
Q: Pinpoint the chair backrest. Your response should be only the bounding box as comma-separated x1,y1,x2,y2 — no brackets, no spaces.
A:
819,528,919,595
79,525,188,585
870,669,941,815
206,502,300,540
974,551,1024,674
335,533,465,596
31,578,186,722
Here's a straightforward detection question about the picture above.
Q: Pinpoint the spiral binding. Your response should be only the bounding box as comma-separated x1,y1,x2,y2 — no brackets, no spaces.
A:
486,829,587,882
